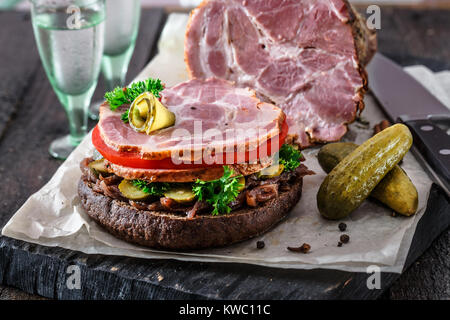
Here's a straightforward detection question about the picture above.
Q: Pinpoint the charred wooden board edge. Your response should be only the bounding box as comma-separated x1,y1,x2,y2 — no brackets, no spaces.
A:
0,184,448,300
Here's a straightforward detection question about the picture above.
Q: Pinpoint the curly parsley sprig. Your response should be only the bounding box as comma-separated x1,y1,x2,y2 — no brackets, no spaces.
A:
120,110,129,123
132,180,170,197
105,78,164,116
279,144,303,172
193,166,244,215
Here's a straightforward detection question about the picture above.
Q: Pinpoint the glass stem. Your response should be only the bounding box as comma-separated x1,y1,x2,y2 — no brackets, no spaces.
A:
57,85,96,146
101,45,135,91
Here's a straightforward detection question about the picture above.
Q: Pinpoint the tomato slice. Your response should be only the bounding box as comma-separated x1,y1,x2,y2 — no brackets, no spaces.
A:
92,121,288,170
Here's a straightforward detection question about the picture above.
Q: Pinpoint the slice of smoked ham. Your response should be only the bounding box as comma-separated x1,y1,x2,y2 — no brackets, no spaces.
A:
185,0,377,148
98,78,285,162
104,158,274,183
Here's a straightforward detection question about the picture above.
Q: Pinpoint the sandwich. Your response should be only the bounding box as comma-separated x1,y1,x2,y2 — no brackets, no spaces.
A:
78,78,313,250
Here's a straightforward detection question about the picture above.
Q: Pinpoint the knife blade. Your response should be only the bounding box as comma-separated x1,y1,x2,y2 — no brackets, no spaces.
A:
367,53,450,197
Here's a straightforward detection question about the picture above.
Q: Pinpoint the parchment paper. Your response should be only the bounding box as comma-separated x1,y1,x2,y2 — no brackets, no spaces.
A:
3,14,449,273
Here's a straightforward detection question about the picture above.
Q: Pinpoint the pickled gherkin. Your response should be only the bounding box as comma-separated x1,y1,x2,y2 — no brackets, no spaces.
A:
318,142,418,216
118,180,151,201
258,164,284,179
237,176,246,192
317,124,413,220
88,159,109,176
164,186,196,203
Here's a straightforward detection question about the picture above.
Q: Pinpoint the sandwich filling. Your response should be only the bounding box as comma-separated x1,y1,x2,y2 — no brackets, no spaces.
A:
81,156,313,219
86,78,313,218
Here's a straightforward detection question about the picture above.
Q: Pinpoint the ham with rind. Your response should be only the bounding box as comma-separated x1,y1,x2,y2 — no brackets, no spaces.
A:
98,78,285,162
185,0,377,148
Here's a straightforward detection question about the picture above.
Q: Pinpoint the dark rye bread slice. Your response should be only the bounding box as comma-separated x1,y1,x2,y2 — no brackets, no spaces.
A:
78,176,303,250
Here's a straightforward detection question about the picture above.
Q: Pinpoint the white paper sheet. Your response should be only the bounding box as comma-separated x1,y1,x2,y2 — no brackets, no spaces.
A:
3,13,447,273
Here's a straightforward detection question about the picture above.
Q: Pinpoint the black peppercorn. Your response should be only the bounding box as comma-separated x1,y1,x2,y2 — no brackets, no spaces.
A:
338,222,347,232
340,234,350,243
337,242,343,247
256,241,265,249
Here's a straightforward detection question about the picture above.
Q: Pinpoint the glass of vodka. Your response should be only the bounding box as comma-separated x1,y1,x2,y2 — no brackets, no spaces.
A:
30,0,105,159
89,0,141,120
0,0,23,9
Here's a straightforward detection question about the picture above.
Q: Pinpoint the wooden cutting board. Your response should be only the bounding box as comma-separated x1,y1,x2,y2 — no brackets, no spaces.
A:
0,7,449,300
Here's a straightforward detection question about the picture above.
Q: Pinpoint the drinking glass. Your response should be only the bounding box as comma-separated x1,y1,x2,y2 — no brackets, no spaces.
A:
0,0,23,9
89,0,141,120
30,0,105,159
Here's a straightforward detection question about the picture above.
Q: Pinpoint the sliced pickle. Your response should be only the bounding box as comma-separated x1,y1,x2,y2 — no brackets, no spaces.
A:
128,92,175,134
237,176,245,192
88,159,109,176
131,104,146,129
258,164,285,179
118,180,151,201
164,186,196,203
136,99,149,119
145,98,176,134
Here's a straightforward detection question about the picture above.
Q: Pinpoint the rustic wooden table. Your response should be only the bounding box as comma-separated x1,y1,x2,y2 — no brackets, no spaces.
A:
0,6,449,300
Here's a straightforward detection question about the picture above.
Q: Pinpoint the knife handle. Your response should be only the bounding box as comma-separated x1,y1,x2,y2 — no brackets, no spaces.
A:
402,118,450,188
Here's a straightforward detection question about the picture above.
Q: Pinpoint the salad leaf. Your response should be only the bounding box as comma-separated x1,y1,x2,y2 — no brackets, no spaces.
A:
105,78,164,111
279,144,302,171
192,166,244,215
132,180,169,197
120,110,129,123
